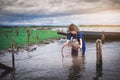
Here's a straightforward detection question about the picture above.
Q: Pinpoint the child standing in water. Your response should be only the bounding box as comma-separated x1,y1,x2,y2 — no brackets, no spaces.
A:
62,23,86,57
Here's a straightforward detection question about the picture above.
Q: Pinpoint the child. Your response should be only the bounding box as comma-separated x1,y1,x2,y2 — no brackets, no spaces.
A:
62,23,86,57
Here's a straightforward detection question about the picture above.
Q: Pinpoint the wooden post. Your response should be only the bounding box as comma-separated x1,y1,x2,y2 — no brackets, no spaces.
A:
11,42,15,69
101,32,105,44
96,39,102,67
16,27,19,36
93,62,103,80
16,44,19,51
27,29,30,45
36,33,39,41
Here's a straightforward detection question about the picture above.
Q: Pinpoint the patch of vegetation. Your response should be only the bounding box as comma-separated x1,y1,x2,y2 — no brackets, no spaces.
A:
0,27,64,51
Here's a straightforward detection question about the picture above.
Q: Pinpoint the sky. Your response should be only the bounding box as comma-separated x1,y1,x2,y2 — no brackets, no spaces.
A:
0,0,120,26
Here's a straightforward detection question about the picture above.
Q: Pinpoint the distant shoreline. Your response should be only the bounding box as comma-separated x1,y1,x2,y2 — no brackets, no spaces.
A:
0,24,120,28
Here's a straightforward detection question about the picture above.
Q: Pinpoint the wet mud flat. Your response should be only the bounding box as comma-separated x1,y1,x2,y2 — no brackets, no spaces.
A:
0,39,120,80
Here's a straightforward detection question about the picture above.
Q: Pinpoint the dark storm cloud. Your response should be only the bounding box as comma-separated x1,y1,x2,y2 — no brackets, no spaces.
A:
84,0,100,2
109,0,120,8
0,0,120,16
0,0,120,25
110,0,120,4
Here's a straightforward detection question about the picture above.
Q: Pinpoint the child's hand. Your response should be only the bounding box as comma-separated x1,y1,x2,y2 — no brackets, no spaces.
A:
79,45,82,49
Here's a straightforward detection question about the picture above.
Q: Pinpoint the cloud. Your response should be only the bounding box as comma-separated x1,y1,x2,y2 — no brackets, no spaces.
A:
0,0,120,25
0,0,120,15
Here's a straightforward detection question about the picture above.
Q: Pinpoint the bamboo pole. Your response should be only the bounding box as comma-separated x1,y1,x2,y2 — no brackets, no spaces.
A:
96,39,102,67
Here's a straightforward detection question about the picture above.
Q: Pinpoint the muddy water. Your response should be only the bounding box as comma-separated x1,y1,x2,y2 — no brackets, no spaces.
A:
0,39,120,80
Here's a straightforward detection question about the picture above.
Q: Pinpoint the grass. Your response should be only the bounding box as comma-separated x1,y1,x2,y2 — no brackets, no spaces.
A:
0,27,64,51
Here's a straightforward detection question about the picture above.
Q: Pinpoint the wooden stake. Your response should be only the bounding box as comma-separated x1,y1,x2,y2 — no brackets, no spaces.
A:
96,39,102,67
27,29,30,45
16,27,19,36
101,32,105,44
36,33,39,41
11,42,15,69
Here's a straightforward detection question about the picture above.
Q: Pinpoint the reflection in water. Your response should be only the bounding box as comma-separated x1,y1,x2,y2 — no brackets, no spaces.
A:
67,56,85,80
93,65,103,80
0,63,15,79
0,70,13,79
10,71,15,80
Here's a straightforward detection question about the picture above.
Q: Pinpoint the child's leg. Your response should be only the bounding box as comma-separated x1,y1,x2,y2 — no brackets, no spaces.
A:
82,46,86,56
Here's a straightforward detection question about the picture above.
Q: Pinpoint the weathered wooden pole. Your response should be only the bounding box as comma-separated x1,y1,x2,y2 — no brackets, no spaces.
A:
101,32,105,44
36,33,39,41
16,44,19,51
96,39,102,67
27,29,30,45
93,62,103,80
11,42,15,69
16,27,19,36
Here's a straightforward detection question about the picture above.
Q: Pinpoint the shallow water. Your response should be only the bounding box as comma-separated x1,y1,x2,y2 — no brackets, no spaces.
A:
0,39,120,80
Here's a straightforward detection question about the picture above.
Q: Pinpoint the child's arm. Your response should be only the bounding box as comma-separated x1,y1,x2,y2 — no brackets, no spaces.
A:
79,39,82,49
62,40,69,48
78,32,83,49
61,40,70,57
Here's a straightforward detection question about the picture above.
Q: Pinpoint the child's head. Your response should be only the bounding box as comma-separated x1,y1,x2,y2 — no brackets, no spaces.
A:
68,23,78,34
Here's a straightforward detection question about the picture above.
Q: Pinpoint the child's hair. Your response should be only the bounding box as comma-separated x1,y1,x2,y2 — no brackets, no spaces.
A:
68,23,78,32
